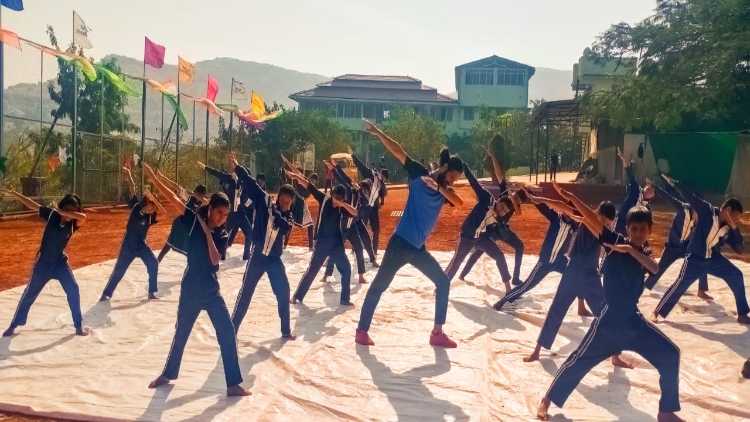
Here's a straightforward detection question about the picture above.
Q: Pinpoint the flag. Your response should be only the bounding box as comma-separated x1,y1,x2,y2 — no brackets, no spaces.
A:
47,154,61,173
232,79,246,94
0,28,21,50
72,56,97,81
58,145,68,163
146,79,176,95
144,36,165,69
163,93,189,129
206,75,218,102
178,56,194,83
250,92,266,117
0,0,23,11
73,11,93,49
216,104,240,113
95,65,138,96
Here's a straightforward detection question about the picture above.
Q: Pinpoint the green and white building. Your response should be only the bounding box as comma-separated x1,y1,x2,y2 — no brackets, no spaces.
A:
290,55,535,137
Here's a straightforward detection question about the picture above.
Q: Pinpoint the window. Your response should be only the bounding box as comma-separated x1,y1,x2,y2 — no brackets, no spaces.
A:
463,107,474,121
430,107,453,122
363,103,383,120
497,69,526,86
465,69,494,85
337,102,362,118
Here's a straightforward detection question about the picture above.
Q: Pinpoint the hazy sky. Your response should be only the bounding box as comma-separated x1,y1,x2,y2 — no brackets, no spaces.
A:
2,0,656,92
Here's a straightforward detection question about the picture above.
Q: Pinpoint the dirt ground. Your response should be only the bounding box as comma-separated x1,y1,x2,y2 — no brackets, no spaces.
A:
0,181,748,422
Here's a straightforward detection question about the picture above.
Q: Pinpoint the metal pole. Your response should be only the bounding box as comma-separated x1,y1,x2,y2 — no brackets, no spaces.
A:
228,77,234,153
535,125,540,185
176,74,181,184
160,93,164,146
72,11,77,194
0,7,4,157
40,48,44,152
192,100,196,144
99,78,104,200
140,61,146,195
204,108,209,185
544,124,550,183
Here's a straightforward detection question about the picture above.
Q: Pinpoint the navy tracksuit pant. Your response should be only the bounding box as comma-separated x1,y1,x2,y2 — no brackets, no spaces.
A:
227,212,253,259
459,228,524,281
495,254,569,308
324,227,367,276
10,260,83,330
294,237,351,304
161,289,242,387
231,253,292,337
358,235,450,331
655,254,749,318
538,265,604,350
547,307,681,413
445,235,511,283
645,245,707,291
102,246,158,298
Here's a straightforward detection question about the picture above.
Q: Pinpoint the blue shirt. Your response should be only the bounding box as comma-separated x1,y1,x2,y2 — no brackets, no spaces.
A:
682,188,743,259
459,166,494,239
535,203,575,262
394,158,446,249
36,206,77,264
567,223,603,272
310,186,348,241
122,196,157,252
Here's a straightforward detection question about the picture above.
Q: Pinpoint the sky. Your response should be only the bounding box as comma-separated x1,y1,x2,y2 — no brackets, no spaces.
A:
2,0,656,93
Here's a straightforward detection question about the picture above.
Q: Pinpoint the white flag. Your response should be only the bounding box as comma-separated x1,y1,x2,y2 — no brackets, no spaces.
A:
58,145,68,163
73,11,93,49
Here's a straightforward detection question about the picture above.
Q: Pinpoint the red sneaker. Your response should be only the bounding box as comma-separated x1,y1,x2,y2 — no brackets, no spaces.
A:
430,330,457,348
355,329,374,346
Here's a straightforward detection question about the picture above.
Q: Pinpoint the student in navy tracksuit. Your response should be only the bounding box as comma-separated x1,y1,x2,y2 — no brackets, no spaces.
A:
157,184,207,261
653,189,749,324
2,191,89,337
523,198,616,363
356,120,465,348
322,163,376,284
101,167,162,301
200,158,252,260
493,189,575,311
537,192,683,422
290,175,359,306
352,154,387,256
645,175,709,297
444,162,515,294
144,163,250,397
231,163,297,340
287,175,316,251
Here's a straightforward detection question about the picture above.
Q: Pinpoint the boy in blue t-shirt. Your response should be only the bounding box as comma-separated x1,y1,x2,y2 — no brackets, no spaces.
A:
356,120,466,349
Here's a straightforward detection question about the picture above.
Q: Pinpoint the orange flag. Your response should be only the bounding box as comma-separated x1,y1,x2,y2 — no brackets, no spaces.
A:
0,27,21,50
47,154,61,173
178,56,194,83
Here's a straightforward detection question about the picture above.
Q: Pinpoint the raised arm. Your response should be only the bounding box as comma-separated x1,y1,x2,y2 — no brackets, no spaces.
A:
143,190,167,215
155,169,188,203
654,184,687,211
464,166,491,204
555,182,603,236
286,170,325,203
123,167,136,199
197,161,231,184
232,159,268,204
144,163,187,218
486,145,505,186
609,243,659,274
332,196,358,217
2,188,42,211
363,120,408,165
352,154,374,180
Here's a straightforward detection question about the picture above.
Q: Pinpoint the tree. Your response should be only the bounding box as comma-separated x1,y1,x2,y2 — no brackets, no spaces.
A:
29,26,133,179
583,0,750,131
471,108,533,171
380,107,445,165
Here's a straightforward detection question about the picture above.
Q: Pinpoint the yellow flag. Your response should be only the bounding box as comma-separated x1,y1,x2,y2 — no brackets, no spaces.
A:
250,92,266,118
178,56,194,83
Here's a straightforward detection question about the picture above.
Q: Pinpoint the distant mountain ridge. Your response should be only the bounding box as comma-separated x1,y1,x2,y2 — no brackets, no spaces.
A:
3,56,573,141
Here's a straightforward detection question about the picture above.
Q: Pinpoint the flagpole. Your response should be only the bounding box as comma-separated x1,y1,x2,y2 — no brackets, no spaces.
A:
228,77,234,153
204,108,209,186
0,6,5,158
140,57,146,195
175,69,181,184
72,11,78,194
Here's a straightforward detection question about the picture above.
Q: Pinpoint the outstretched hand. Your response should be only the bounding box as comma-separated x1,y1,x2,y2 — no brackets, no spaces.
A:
196,161,207,170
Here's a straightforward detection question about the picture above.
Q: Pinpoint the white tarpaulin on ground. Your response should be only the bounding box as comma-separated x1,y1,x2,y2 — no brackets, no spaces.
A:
0,246,748,421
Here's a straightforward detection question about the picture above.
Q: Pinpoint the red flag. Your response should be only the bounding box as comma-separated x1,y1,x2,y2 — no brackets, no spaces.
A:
144,36,165,69
206,75,218,103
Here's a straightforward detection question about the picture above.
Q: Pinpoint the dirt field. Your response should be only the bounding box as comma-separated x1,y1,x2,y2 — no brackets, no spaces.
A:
0,181,747,422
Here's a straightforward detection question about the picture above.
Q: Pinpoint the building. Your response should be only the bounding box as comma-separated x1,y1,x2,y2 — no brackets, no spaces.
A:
572,48,635,95
289,55,535,140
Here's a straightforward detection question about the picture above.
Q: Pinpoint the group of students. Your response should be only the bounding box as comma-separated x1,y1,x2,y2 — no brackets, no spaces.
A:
1,119,748,420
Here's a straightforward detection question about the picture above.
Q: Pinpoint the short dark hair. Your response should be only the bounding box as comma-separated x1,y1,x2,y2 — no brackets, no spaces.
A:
332,184,347,198
722,197,743,214
439,147,464,173
626,205,653,227
209,192,230,209
257,173,266,181
278,184,296,199
59,193,82,211
743,359,750,379
310,173,319,180
597,201,616,220
193,184,207,195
